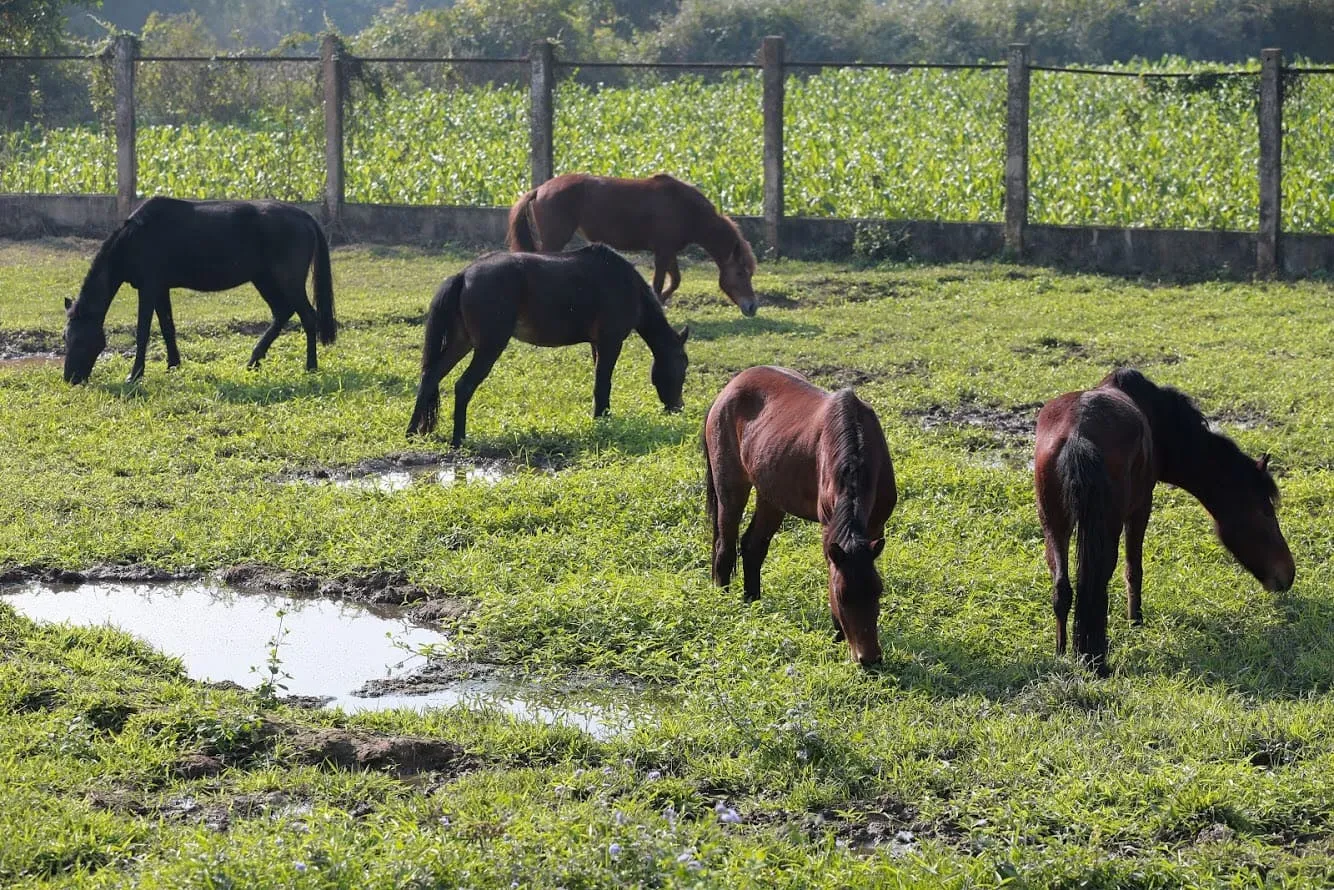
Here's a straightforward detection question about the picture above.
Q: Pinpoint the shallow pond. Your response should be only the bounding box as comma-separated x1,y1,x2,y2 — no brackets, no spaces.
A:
2,581,626,738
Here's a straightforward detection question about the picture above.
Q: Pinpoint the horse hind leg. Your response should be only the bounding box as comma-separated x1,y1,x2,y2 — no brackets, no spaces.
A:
1042,522,1074,656
154,292,181,369
709,473,749,590
449,341,507,448
1123,500,1151,625
407,333,473,437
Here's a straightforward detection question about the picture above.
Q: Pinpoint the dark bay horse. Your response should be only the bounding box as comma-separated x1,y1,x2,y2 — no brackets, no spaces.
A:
703,366,898,666
406,245,690,446
1035,368,1295,676
63,196,336,384
506,172,760,317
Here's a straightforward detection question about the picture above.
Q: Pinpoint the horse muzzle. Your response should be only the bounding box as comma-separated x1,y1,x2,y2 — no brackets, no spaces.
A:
1264,562,1296,593
740,300,758,318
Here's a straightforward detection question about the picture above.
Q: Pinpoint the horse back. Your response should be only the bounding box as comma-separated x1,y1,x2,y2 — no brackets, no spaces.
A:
543,173,707,252
706,367,839,522
120,198,318,292
1036,387,1153,521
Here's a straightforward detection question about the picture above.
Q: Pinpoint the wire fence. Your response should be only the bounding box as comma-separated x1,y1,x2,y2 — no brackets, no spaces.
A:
1,48,1329,233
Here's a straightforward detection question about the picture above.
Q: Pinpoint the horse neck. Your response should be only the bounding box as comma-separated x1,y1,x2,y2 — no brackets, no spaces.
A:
821,393,870,546
1159,430,1249,516
696,215,738,265
77,238,126,318
634,289,678,356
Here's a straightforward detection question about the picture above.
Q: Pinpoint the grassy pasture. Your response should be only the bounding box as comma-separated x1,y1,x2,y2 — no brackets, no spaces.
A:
2,241,1334,887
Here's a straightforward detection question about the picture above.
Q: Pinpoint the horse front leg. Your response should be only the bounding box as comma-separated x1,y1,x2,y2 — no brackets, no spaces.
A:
154,291,181,370
740,499,784,603
591,338,623,417
1124,501,1151,625
127,288,158,382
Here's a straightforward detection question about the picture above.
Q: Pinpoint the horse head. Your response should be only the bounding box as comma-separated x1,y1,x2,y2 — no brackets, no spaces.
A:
718,234,758,318
1213,452,1295,592
62,296,107,385
650,325,689,413
826,536,886,666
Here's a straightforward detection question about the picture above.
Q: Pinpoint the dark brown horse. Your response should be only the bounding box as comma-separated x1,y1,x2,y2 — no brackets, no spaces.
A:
506,172,759,317
406,245,689,446
703,366,897,666
1035,368,1295,676
63,196,335,384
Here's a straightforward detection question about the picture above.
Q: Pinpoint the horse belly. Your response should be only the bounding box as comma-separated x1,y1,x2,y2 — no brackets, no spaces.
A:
741,444,820,522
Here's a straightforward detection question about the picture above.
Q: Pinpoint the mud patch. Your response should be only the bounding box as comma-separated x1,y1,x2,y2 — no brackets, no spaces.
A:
0,563,198,586
1210,406,1276,431
765,796,964,855
219,563,454,608
355,660,648,740
797,365,878,390
1010,336,1088,363
906,401,1040,444
281,451,556,493
0,328,62,359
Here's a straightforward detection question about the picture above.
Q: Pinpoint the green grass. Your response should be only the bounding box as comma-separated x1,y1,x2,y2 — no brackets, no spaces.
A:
2,241,1334,887
3,62,1332,230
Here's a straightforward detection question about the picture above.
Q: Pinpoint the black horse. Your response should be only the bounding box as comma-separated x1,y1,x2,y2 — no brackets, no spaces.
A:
406,245,690,446
63,197,336,384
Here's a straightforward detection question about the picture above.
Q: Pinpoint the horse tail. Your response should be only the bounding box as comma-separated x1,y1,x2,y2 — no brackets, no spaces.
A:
312,221,337,345
507,189,539,252
702,424,719,542
407,273,465,436
1057,434,1116,674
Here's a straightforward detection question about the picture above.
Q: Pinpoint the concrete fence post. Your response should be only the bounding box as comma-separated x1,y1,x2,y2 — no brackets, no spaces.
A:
321,34,346,231
112,34,137,220
1004,43,1030,258
761,36,785,257
1257,48,1283,277
530,40,555,188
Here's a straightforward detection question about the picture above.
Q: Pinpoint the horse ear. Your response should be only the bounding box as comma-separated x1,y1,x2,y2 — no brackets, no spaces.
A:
677,325,690,344
870,538,885,559
828,541,846,565
1258,453,1270,472
64,297,72,310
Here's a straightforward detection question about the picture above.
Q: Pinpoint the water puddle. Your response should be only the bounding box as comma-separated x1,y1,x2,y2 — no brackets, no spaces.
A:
2,581,626,738
282,453,548,493
0,354,60,370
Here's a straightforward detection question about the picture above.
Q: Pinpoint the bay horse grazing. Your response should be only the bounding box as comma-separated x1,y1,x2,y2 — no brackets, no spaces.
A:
63,197,336,384
703,366,898,666
1035,368,1295,677
506,172,759,317
406,244,690,446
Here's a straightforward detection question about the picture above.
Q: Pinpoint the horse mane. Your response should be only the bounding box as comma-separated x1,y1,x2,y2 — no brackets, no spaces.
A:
716,214,757,273
71,209,150,318
1110,368,1278,501
827,389,873,550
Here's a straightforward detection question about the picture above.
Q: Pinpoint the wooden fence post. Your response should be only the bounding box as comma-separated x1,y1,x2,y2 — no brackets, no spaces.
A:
321,34,345,231
1257,48,1283,277
530,40,555,189
112,34,137,220
761,36,785,257
1004,43,1030,258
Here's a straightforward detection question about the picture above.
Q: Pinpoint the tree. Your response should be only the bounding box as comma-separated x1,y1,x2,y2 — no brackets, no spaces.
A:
0,0,99,53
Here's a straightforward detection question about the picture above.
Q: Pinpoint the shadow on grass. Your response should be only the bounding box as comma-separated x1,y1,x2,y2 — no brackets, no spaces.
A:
423,411,698,467
1126,589,1334,697
686,316,823,342
204,368,413,405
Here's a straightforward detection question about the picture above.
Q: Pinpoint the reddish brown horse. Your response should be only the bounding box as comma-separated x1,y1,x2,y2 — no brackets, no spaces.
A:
703,367,898,666
1035,368,1295,676
507,172,759,317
